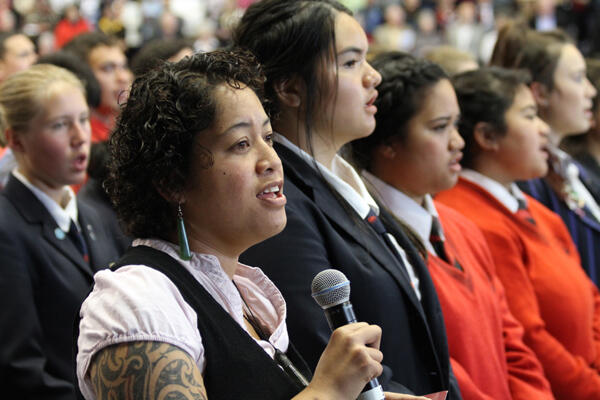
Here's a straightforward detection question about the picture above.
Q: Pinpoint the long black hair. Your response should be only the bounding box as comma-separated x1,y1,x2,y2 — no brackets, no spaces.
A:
233,0,351,153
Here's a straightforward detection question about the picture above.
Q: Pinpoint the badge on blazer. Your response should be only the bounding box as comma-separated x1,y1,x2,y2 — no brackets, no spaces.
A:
54,227,66,240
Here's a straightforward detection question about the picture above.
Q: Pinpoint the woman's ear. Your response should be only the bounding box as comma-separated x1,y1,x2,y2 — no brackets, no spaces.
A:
530,81,550,107
473,122,499,151
274,76,303,108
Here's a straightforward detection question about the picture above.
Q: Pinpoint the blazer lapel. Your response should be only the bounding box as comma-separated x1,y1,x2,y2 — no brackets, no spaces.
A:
380,207,446,367
4,176,95,280
276,143,425,312
77,201,111,273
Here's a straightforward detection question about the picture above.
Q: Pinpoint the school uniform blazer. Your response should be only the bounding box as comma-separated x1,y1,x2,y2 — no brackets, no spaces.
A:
0,175,120,400
241,143,461,399
518,171,600,286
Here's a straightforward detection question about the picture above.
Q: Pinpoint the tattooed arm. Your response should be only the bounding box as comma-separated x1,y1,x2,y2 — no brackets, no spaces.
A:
89,341,207,400
89,329,427,400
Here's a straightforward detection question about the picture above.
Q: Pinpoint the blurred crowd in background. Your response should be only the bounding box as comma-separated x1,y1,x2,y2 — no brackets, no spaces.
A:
1,0,600,66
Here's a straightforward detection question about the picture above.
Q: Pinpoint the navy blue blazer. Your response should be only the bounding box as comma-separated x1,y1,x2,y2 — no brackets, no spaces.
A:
519,165,600,286
241,143,461,399
0,175,121,399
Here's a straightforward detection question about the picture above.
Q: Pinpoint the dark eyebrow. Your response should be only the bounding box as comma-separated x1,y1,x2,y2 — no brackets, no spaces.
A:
337,47,364,57
429,116,452,124
219,117,271,136
520,105,538,113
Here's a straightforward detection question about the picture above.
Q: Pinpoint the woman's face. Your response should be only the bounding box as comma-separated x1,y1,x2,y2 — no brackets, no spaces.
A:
317,12,382,150
15,82,90,194
381,79,463,201
544,44,596,137
495,84,550,182
182,85,286,257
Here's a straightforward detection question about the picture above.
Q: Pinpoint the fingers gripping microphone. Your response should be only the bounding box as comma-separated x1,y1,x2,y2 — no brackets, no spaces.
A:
311,269,385,400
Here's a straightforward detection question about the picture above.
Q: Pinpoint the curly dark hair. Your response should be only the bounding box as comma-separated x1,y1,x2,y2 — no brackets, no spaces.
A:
452,67,531,168
351,51,447,171
105,49,267,239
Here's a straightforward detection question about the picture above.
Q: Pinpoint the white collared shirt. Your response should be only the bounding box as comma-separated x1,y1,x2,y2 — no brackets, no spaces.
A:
276,134,378,218
276,135,421,299
12,169,79,231
460,169,527,213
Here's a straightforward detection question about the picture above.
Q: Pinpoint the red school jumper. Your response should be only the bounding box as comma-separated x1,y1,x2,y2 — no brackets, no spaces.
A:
437,177,600,400
430,202,552,400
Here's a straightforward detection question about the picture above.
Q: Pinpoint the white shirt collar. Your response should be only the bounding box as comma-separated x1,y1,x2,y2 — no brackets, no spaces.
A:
362,171,436,253
275,134,379,218
460,169,524,213
12,169,78,231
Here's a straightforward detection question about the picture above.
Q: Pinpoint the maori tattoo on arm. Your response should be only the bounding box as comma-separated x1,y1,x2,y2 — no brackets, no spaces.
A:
89,341,208,400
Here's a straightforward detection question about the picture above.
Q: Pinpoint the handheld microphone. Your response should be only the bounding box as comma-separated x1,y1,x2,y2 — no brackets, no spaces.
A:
311,269,385,400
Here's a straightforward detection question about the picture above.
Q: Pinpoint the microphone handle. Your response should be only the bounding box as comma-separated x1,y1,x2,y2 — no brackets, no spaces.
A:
324,301,357,330
324,302,385,400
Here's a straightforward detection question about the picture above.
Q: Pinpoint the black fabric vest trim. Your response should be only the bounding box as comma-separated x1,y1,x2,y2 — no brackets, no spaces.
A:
101,245,308,399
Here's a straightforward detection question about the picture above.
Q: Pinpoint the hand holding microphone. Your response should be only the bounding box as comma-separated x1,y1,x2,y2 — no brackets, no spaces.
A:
295,269,430,400
310,269,386,400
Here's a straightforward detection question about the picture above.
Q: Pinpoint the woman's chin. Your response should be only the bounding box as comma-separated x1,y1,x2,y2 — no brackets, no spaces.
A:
252,214,288,245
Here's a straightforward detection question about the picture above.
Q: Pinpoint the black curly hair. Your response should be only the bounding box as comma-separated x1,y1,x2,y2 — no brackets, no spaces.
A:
351,51,448,171
105,49,267,239
452,67,531,168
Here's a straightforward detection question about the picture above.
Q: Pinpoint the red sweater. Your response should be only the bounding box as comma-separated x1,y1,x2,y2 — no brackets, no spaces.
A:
431,202,552,400
437,178,600,400
54,18,91,49
90,114,111,143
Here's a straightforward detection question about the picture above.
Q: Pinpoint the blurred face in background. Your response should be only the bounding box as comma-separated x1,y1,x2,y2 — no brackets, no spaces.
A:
88,45,133,113
0,34,37,81
543,44,596,138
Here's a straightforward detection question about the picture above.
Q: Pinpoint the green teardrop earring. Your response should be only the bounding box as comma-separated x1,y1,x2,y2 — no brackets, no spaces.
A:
177,203,191,261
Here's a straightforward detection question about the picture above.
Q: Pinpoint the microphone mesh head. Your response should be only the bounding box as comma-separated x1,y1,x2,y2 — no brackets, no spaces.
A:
311,269,350,309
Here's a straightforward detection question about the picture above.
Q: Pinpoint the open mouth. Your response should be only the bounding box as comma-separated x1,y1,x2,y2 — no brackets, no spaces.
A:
73,154,87,170
257,182,283,199
366,92,378,107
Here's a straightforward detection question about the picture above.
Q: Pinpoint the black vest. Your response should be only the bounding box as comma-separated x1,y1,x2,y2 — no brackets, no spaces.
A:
74,245,310,399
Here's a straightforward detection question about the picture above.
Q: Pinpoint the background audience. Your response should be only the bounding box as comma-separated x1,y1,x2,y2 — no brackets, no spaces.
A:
0,0,600,399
